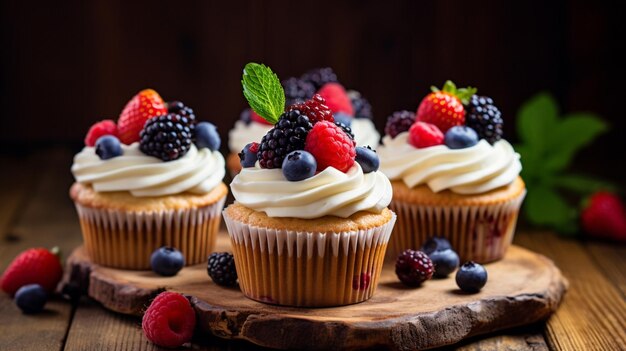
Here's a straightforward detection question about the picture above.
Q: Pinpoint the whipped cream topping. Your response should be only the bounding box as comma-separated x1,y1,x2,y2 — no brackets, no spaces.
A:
72,143,225,197
228,121,272,153
351,118,381,147
231,163,392,219
378,132,521,194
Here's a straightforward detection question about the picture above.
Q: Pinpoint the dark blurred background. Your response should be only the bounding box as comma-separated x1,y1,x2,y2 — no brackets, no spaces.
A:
1,0,624,181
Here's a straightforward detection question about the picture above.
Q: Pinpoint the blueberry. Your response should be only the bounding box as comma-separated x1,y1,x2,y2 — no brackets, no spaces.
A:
15,284,47,314
420,236,452,255
95,135,122,160
195,122,221,151
240,108,252,125
444,126,479,149
355,146,380,173
429,249,460,278
150,246,185,276
333,112,352,127
239,142,258,168
456,261,488,293
282,150,317,181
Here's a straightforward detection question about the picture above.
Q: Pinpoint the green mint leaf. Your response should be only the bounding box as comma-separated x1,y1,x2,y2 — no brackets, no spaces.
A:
548,174,617,195
524,184,578,232
516,93,559,153
241,63,285,124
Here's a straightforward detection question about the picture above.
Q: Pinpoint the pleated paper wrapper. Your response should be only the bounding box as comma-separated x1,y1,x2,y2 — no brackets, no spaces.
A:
75,195,226,270
388,190,526,263
223,211,397,307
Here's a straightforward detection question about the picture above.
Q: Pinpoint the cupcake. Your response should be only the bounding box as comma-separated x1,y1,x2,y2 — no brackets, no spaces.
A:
70,89,227,269
224,63,395,307
226,67,380,175
377,81,525,263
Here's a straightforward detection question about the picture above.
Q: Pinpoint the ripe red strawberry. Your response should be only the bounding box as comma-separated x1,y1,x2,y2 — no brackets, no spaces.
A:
408,121,444,148
287,94,334,124
305,121,356,172
1,248,63,296
250,109,273,125
317,82,354,116
416,81,476,133
117,89,167,144
581,192,626,242
84,120,118,146
142,292,196,348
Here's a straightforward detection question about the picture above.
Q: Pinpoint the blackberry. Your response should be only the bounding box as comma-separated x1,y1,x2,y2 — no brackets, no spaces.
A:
385,110,416,138
348,91,373,119
139,113,194,161
465,95,503,144
395,249,434,286
282,77,315,106
167,101,196,124
287,94,333,124
301,67,338,90
207,252,238,287
258,110,313,169
335,121,355,141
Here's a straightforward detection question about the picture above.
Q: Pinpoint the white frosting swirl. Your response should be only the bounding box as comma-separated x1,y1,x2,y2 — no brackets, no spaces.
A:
231,163,392,219
351,118,381,147
378,132,521,194
71,144,225,197
228,121,272,153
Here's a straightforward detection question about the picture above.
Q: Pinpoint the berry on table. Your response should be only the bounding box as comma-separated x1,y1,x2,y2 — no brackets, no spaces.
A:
150,247,185,277
581,192,626,242
301,67,338,90
305,121,356,173
142,292,196,348
349,90,373,119
333,112,352,127
84,120,118,147
1,247,63,296
420,236,452,254
408,121,444,148
395,249,434,286
456,261,488,293
258,110,313,169
287,94,334,125
95,135,123,160
139,114,194,161
195,122,221,151
465,95,503,144
429,249,460,278
207,252,238,287
118,89,168,144
355,146,379,173
416,81,476,133
15,284,47,314
282,77,315,106
317,82,354,116
282,150,317,181
385,110,416,138
239,142,259,168
444,126,479,149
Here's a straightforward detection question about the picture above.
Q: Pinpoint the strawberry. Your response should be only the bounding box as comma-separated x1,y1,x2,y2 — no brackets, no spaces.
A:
317,82,354,116
84,119,118,147
117,89,167,144
581,192,626,242
1,247,63,296
250,109,272,125
416,81,476,133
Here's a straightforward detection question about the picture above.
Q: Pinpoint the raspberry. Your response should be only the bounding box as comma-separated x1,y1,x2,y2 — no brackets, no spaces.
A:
408,121,444,148
207,252,238,287
287,94,334,125
395,249,434,286
317,83,354,116
142,292,196,348
84,120,118,147
465,95,504,144
305,121,356,173
258,110,313,169
384,110,416,138
282,77,316,106
139,113,194,161
301,67,338,90
1,248,63,296
118,89,168,144
348,90,373,119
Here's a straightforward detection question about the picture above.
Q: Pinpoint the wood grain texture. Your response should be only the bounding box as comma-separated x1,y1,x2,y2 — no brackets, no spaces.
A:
585,242,626,296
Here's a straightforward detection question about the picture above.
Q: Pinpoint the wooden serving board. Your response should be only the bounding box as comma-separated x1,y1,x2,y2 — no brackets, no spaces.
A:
64,232,567,350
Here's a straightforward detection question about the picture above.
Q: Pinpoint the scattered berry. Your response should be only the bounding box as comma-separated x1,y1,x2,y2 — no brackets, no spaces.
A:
429,249,460,278
355,146,379,173
195,122,221,151
301,67,338,90
420,236,452,255
15,284,47,314
581,192,626,242
444,126,479,149
317,82,354,116
84,120,118,147
305,121,356,173
334,121,355,142
408,121,444,148
282,150,317,181
385,110,416,138
240,108,252,124
395,249,434,286
333,112,352,127
1,247,63,296
239,142,259,168
167,101,196,124
142,292,196,348
287,94,334,125
456,261,488,293
251,109,272,125
118,89,168,144
207,252,238,287
139,114,194,161
416,81,475,133
282,77,315,106
258,110,313,169
349,90,373,119
150,247,185,277
352,272,371,290
95,135,123,160
465,95,503,144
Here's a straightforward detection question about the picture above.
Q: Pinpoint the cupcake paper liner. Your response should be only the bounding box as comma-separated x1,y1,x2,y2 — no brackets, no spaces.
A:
75,194,226,269
388,190,526,263
223,211,396,307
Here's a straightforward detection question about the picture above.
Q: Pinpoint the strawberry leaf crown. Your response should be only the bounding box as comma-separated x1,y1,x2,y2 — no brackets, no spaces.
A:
431,80,477,105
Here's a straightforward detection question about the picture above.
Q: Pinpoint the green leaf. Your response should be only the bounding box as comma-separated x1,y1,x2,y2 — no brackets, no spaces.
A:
524,184,578,233
516,93,559,153
515,144,540,181
548,174,617,195
431,80,476,104
241,62,285,124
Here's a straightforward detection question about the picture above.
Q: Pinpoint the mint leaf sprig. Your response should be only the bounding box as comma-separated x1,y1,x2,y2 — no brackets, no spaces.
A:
241,63,285,125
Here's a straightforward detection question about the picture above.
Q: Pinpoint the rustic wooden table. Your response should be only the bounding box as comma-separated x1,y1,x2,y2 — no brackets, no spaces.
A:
1,148,625,351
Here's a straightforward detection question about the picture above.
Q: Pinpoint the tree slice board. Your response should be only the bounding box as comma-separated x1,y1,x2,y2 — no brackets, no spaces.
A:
64,232,568,350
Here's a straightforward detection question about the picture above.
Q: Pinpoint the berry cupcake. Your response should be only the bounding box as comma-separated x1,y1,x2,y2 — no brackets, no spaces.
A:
226,67,380,175
224,63,395,307
377,81,525,263
71,89,227,269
